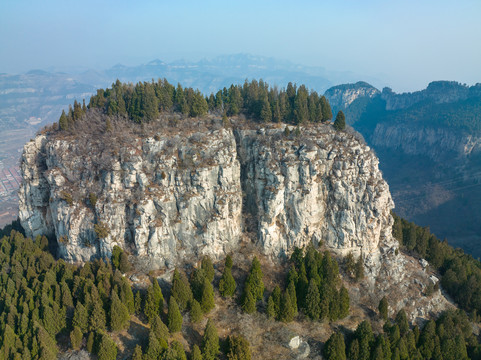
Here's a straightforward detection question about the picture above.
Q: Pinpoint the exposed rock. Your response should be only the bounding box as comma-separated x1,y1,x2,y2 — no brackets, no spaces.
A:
324,81,380,109
19,120,395,269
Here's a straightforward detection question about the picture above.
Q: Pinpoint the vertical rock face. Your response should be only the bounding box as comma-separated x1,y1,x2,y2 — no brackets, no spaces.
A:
19,120,394,268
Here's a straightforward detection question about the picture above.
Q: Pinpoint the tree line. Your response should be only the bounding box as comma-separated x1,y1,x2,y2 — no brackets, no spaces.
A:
57,79,336,130
392,212,481,319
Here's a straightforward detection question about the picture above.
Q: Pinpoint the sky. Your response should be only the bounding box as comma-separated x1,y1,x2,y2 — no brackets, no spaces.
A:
1,0,480,92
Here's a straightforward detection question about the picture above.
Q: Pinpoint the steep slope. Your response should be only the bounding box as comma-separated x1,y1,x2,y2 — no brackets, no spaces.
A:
19,115,393,269
325,81,481,257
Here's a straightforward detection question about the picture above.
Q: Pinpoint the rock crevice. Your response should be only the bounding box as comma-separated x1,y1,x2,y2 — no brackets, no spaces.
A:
19,122,394,269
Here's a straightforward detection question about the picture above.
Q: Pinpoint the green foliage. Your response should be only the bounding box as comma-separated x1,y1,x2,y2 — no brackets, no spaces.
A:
202,318,219,360
279,290,295,322
132,345,143,360
333,110,346,131
111,245,122,270
339,286,350,319
305,279,321,320
246,256,264,301
219,266,236,297
191,344,203,360
323,332,346,360
189,299,203,323
144,278,164,321
392,212,481,316
355,255,364,281
88,192,97,208
200,277,215,313
378,296,388,321
97,333,118,360
109,291,130,331
227,335,252,360
172,269,193,311
167,296,183,333
85,78,334,126
201,256,215,283
94,222,109,239
151,314,169,342
241,284,257,314
70,326,83,350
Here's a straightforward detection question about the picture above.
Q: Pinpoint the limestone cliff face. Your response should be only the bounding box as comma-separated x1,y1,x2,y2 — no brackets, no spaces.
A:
324,81,380,109
19,121,394,268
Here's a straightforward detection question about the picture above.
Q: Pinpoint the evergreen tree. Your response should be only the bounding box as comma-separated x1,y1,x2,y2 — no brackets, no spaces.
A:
355,255,364,281
334,111,346,131
109,291,130,331
320,96,332,121
97,333,118,360
172,269,193,311
151,314,169,342
168,296,183,333
132,345,143,360
145,330,165,360
86,332,95,353
219,266,236,297
287,280,298,316
323,332,346,360
395,309,409,335
189,299,203,323
200,277,215,313
339,286,350,319
70,326,83,350
119,251,131,273
59,110,69,131
134,291,142,315
267,295,276,319
201,256,215,283
241,284,257,314
279,290,295,322
111,245,122,269
225,254,233,269
378,296,388,321
202,318,220,360
227,335,252,360
305,279,321,320
191,344,203,360
246,257,264,300
89,300,107,332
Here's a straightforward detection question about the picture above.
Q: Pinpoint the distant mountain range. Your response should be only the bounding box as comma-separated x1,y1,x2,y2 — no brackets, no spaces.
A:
325,80,481,257
0,54,370,133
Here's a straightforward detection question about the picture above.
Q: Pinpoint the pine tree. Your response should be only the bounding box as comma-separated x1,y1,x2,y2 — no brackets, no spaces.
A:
86,332,95,353
334,111,346,131
241,284,257,314
70,326,83,350
378,296,389,321
119,252,131,273
355,255,364,281
110,291,130,331
111,245,122,269
323,332,346,360
201,256,215,283
89,300,106,332
134,291,142,315
225,254,233,269
97,333,117,360
132,345,143,360
246,257,264,300
279,290,295,322
145,330,165,360
200,277,215,313
167,296,183,333
267,295,276,319
202,318,220,360
395,309,409,335
59,110,69,131
172,269,193,311
227,335,252,360
189,299,203,323
339,286,350,319
219,266,236,297
287,280,298,316
151,314,169,342
191,344,203,360
320,96,332,122
305,279,321,320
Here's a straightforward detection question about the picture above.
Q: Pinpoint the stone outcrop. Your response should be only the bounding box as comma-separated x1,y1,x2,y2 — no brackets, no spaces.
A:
19,119,395,268
324,81,380,109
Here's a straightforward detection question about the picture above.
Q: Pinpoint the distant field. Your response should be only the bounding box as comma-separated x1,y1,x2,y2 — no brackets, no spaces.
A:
0,127,35,227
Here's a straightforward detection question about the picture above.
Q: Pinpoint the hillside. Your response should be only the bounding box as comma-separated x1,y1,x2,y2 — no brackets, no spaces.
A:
325,81,481,258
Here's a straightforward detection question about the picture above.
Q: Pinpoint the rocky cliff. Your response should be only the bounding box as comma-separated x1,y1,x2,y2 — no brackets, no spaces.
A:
18,116,395,269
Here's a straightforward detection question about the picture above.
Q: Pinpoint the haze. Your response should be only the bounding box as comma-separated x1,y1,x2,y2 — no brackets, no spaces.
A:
1,0,480,92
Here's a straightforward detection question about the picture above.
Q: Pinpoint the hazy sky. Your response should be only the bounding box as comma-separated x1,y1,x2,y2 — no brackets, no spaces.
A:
1,0,480,92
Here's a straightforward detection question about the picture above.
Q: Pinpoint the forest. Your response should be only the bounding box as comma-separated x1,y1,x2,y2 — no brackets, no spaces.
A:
57,78,334,131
